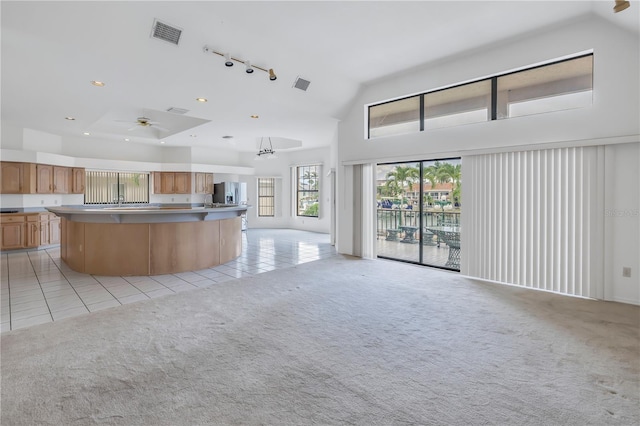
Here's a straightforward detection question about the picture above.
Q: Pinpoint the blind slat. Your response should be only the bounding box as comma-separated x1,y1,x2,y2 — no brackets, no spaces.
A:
461,147,602,298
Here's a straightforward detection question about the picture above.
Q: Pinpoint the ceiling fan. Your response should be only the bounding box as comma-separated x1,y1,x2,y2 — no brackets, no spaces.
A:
115,116,169,132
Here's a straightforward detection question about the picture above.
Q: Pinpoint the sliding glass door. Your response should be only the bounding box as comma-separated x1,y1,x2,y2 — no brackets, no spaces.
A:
376,158,461,271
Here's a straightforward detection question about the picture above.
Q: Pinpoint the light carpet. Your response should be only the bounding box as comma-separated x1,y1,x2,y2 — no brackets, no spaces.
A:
1,255,639,425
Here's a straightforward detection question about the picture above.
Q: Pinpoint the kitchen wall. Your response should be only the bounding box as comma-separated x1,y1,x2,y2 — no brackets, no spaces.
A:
1,127,334,234
240,146,333,234
335,15,639,304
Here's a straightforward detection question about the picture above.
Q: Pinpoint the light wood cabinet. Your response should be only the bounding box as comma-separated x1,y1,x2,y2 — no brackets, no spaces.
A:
153,172,192,194
1,215,25,250
1,162,23,193
0,213,61,250
40,215,50,246
174,172,190,194
1,162,75,194
160,172,175,194
53,166,70,194
48,215,61,244
25,215,40,248
195,172,214,194
36,164,53,193
71,168,86,194
1,162,36,194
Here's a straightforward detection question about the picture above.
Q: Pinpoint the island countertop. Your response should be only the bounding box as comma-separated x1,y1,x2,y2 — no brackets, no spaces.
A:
46,205,249,224
49,205,249,276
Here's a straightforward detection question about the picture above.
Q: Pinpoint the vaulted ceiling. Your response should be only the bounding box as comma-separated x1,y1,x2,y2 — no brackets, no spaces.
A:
2,1,637,154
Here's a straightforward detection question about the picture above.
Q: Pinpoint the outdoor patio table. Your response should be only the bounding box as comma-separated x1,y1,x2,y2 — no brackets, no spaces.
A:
386,229,401,241
399,226,419,243
425,226,461,268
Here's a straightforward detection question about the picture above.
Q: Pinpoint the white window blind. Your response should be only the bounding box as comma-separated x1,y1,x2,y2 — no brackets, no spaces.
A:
85,171,149,204
461,146,604,298
257,177,275,217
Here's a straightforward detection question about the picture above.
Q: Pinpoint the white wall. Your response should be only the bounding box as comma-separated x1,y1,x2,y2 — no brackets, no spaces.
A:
1,123,24,149
604,142,640,305
24,129,62,153
1,129,256,208
0,193,84,209
339,17,638,166
242,147,332,234
61,136,164,163
336,15,640,304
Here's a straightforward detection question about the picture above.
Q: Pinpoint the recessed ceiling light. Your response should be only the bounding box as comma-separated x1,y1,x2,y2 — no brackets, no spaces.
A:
124,138,130,142
160,141,166,144
250,115,259,119
196,97,208,102
83,132,90,136
91,81,105,87
65,116,75,120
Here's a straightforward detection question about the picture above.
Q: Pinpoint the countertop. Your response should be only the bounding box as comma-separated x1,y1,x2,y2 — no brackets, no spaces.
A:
46,205,250,224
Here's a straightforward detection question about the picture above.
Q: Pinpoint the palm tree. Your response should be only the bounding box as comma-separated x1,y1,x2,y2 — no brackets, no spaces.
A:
431,162,461,208
385,165,419,225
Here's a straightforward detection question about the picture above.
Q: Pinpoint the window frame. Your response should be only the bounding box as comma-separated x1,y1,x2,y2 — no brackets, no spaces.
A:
295,165,320,218
367,52,593,139
84,170,150,205
257,177,276,217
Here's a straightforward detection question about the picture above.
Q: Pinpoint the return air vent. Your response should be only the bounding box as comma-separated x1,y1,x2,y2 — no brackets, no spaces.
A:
151,19,182,45
166,107,189,115
293,77,311,91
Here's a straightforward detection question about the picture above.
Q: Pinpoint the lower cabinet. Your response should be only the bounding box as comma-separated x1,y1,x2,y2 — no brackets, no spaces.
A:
26,216,41,248
1,213,61,250
1,222,25,250
49,215,61,244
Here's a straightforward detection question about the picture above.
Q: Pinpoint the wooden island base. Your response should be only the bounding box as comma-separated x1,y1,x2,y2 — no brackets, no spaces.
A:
61,217,242,276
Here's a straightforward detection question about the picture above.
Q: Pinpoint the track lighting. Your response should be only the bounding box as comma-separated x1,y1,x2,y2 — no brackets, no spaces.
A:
613,0,630,12
203,45,276,81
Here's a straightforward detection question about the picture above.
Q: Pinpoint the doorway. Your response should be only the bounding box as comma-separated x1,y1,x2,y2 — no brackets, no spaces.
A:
376,158,461,271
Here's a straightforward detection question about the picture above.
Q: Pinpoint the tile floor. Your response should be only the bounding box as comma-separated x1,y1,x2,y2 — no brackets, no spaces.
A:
1,229,337,333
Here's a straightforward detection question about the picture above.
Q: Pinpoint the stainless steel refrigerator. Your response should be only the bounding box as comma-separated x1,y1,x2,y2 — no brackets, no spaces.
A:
213,182,248,230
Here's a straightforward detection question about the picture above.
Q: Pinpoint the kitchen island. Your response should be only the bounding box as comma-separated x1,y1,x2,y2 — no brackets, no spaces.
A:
47,205,249,276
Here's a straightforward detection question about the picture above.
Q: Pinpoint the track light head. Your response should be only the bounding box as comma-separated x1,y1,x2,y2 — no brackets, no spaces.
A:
269,69,277,81
224,53,233,67
245,61,254,74
614,0,630,12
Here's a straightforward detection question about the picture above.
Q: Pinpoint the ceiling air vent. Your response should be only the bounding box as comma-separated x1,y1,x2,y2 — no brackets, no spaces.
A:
166,107,189,115
151,19,182,45
293,77,311,92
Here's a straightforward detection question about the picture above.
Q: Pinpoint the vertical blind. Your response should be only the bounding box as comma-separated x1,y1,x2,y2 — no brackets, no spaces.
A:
85,171,150,204
461,146,603,298
257,178,275,217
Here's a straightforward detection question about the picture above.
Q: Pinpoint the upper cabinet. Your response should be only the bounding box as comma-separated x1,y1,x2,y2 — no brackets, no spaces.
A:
174,172,191,194
195,173,214,194
71,168,85,194
53,166,70,194
36,164,53,193
153,172,192,194
0,162,36,194
0,162,84,194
